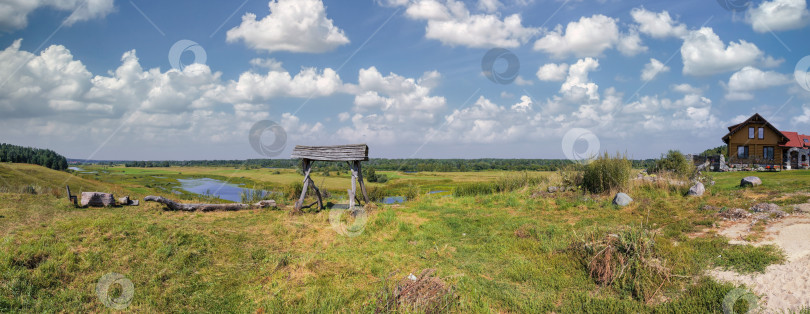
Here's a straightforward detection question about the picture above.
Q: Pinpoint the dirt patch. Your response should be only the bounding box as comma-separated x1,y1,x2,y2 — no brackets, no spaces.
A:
793,203,810,213
710,214,810,312
741,190,770,201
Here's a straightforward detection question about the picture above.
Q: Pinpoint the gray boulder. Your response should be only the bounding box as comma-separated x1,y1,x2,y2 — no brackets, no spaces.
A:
687,182,705,196
547,186,558,193
613,193,633,206
740,176,762,187
81,192,115,207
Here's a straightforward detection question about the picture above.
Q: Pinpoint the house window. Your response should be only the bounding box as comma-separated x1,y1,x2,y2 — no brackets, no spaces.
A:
764,147,774,160
738,146,749,159
758,127,764,139
749,127,755,139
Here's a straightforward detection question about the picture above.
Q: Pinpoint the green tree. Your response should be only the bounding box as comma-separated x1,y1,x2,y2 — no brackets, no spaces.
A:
364,167,378,182
648,150,694,178
699,145,728,158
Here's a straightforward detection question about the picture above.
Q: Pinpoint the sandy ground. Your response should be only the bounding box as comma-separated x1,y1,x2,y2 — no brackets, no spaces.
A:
709,214,810,312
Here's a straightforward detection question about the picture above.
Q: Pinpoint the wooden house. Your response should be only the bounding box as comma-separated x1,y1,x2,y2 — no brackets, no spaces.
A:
722,113,810,169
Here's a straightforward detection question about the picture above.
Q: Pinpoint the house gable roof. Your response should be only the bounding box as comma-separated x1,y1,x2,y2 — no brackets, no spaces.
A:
782,131,802,147
722,113,789,144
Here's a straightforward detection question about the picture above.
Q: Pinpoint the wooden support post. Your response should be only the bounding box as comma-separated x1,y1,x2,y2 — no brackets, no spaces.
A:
295,159,311,211
349,162,358,209
295,159,324,211
355,161,370,204
308,175,323,210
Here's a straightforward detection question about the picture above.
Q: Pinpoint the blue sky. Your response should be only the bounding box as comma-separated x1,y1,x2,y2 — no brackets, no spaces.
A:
1,0,810,160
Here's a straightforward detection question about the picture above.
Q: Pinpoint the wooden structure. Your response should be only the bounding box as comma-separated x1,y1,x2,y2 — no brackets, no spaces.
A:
65,185,77,206
290,144,369,211
722,113,810,169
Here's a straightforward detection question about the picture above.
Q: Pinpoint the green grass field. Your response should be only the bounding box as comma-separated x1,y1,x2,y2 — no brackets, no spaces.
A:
1,162,805,312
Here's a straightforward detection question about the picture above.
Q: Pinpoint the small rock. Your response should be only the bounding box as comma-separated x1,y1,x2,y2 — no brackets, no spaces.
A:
752,213,770,221
718,208,750,220
770,209,788,219
547,186,558,193
118,196,130,205
612,193,633,206
407,273,417,281
687,182,705,197
740,176,762,187
750,203,779,213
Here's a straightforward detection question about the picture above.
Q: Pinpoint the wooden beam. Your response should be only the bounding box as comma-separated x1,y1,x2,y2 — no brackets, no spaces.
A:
355,161,370,204
291,144,369,161
294,159,311,212
307,175,323,210
349,162,358,209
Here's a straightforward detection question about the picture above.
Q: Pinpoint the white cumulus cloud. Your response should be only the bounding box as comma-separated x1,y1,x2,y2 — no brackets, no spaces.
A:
399,0,538,48
724,66,792,100
641,58,670,81
536,63,569,82
226,0,350,53
0,0,114,32
747,0,810,33
560,58,600,102
680,27,765,76
630,8,688,39
533,14,644,58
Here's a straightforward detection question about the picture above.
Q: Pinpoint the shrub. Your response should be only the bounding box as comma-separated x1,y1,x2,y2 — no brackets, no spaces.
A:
557,164,584,188
240,188,272,203
376,174,389,183
582,153,632,194
365,167,379,182
405,183,419,200
284,182,303,201
648,150,694,178
571,226,670,302
366,186,393,202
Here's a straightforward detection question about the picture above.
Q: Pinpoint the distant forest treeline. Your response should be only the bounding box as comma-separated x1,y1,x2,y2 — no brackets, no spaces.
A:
121,158,658,172
0,143,68,170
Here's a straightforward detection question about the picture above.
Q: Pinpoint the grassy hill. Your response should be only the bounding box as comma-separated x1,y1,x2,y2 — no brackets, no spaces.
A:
0,163,800,312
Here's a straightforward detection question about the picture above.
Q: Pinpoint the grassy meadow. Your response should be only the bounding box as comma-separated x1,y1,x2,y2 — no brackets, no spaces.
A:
1,162,806,312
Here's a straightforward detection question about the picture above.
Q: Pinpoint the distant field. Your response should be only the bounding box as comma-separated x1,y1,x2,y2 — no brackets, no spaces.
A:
77,165,550,197
1,163,805,312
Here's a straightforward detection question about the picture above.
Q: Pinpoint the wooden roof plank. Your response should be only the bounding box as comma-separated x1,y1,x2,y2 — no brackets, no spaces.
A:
290,144,369,161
